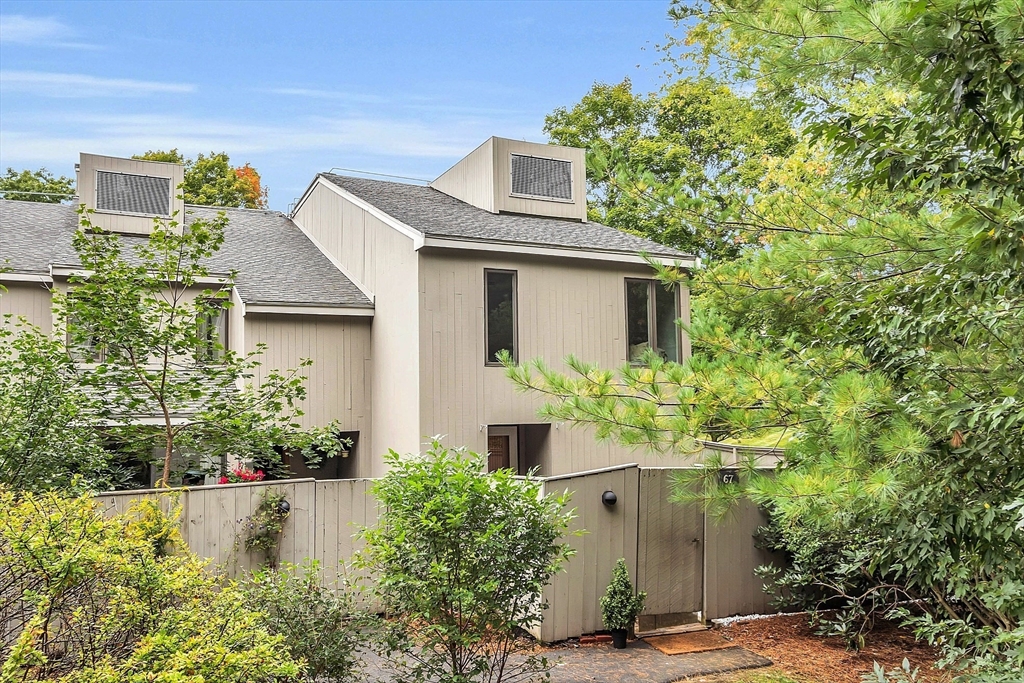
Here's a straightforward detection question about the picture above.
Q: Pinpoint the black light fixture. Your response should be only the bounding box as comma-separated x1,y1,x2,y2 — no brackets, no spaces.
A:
602,490,617,507
278,500,291,514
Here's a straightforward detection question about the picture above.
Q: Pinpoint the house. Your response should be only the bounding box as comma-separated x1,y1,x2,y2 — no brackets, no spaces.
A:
1,138,698,482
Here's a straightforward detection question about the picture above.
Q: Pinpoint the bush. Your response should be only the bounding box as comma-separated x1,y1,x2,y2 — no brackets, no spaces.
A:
246,559,370,682
600,558,646,632
357,439,576,683
0,487,300,682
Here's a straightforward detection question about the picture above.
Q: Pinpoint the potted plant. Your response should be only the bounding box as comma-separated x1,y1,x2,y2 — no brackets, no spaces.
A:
600,558,646,649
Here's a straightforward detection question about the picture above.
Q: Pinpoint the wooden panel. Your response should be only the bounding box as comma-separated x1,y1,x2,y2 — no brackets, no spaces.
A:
492,138,588,221
537,465,640,643
636,469,703,625
430,137,495,213
703,500,784,620
0,281,54,333
244,314,371,440
78,153,185,236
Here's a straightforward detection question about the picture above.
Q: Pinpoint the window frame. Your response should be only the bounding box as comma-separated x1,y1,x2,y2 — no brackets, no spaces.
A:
196,301,228,362
484,268,518,366
624,277,681,365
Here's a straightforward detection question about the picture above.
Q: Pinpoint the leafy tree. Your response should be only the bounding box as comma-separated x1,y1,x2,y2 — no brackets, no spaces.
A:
0,316,111,493
0,167,75,203
356,440,576,683
133,149,268,208
544,77,796,261
510,1,1024,678
60,207,332,487
0,488,302,682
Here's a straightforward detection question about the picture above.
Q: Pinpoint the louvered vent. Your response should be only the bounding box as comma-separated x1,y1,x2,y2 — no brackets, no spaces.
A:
96,171,171,216
510,154,573,202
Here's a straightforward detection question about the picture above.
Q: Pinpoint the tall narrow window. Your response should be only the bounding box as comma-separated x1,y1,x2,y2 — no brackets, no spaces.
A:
197,305,227,361
485,269,517,364
67,314,106,363
625,278,680,363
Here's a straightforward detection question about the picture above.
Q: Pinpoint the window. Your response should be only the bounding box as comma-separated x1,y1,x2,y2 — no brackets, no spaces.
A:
66,314,106,363
196,305,227,361
485,269,517,364
625,278,680,363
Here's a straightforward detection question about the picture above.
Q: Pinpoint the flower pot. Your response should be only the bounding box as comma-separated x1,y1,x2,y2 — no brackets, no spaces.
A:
610,628,628,649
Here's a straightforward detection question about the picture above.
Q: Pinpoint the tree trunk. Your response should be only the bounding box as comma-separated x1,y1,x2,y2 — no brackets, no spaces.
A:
160,406,174,487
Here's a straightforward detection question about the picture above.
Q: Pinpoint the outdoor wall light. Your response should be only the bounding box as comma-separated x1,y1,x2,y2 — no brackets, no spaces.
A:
602,490,617,507
278,500,291,514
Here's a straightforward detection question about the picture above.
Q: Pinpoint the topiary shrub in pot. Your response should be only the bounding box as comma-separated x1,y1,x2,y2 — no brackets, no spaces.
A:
600,558,646,649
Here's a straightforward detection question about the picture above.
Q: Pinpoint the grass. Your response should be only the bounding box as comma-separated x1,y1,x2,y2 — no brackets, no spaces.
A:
683,667,812,683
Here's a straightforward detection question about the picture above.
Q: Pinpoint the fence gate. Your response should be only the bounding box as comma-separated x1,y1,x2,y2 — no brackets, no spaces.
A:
635,468,704,632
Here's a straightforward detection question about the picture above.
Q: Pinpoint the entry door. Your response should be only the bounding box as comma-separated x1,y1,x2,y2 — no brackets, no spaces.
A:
486,426,518,472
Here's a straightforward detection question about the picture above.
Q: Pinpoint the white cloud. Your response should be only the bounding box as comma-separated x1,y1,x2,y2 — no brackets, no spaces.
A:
0,71,195,98
0,111,531,167
267,87,389,104
0,15,97,49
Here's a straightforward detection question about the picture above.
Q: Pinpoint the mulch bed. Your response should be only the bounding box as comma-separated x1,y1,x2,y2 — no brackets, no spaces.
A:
713,614,952,683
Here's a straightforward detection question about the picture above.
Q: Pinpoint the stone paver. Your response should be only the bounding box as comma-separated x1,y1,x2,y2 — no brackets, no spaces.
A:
360,641,772,682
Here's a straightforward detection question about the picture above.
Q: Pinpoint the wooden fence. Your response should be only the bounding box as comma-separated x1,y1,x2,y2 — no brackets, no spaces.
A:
96,478,375,584
533,464,782,642
98,466,782,643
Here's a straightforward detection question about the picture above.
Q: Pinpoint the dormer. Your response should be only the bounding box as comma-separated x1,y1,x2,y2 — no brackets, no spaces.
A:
76,153,185,235
430,137,587,222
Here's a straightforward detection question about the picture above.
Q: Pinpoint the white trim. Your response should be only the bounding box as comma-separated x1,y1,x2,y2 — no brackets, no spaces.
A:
420,236,698,268
303,175,425,249
289,213,375,304
538,462,640,482
49,264,232,284
245,304,374,317
0,272,52,284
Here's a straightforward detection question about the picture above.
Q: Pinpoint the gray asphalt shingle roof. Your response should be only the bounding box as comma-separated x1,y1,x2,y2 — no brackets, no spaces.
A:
321,174,692,260
0,199,371,308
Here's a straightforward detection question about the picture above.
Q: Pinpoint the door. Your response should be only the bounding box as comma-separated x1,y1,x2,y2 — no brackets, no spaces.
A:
486,426,519,472
635,468,704,632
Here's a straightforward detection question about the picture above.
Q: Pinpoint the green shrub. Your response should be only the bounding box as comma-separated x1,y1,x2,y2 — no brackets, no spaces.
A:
0,487,300,682
357,439,576,683
600,558,646,631
247,559,370,682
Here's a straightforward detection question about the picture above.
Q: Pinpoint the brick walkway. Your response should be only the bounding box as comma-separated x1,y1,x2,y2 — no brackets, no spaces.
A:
360,640,772,682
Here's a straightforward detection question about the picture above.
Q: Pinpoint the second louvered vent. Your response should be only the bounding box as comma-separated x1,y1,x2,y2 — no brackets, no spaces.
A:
510,154,573,202
96,170,172,216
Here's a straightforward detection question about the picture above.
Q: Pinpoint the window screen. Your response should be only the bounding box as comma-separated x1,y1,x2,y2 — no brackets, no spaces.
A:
96,170,171,216
626,279,680,363
510,154,573,201
485,270,517,364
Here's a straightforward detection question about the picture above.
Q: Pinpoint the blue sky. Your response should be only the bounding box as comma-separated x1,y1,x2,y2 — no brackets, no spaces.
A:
0,1,676,210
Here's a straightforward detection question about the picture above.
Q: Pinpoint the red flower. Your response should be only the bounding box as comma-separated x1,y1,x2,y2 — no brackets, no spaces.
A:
217,476,229,485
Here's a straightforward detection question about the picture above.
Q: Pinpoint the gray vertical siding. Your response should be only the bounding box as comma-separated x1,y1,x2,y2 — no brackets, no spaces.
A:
244,313,373,475
0,280,55,333
535,464,640,642
293,182,422,471
637,469,703,618
418,249,695,474
703,500,784,620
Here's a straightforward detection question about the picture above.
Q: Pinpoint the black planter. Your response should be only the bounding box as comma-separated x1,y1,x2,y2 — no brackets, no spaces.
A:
610,628,628,649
